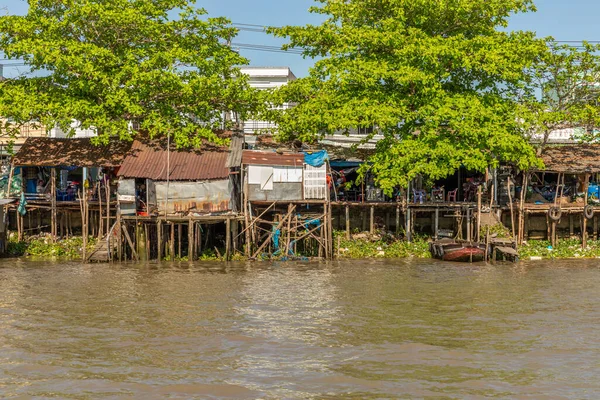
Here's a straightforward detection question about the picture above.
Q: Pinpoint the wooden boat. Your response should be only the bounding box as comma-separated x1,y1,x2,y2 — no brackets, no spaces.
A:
430,239,487,263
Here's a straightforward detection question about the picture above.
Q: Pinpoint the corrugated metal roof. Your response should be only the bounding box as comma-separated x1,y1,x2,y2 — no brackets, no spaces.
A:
537,144,600,173
242,150,304,166
12,137,132,168
118,140,230,181
226,134,244,168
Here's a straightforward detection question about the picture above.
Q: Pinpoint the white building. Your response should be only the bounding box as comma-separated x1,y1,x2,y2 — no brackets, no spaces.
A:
240,67,296,148
48,120,97,138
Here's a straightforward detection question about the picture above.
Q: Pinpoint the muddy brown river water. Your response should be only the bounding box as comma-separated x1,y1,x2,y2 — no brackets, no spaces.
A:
0,258,598,399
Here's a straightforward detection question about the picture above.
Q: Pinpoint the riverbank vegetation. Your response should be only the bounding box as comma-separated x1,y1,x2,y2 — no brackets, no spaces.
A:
7,235,97,258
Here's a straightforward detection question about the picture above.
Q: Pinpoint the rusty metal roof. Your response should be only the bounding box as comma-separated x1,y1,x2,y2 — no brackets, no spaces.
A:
12,137,132,168
118,140,230,181
538,144,600,173
242,150,304,167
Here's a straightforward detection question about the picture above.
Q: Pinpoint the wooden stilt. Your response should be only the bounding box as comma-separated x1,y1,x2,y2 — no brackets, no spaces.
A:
188,218,194,260
51,168,57,242
369,206,375,235
466,208,472,242
145,223,150,261
170,222,175,261
117,206,122,261
507,178,515,241
569,214,574,238
434,208,439,240
197,223,202,255
524,212,529,241
476,186,482,242
177,224,182,258
98,182,103,240
594,215,598,240
157,220,162,261
583,173,590,249
406,207,412,242
345,205,350,240
396,205,400,236
224,218,231,261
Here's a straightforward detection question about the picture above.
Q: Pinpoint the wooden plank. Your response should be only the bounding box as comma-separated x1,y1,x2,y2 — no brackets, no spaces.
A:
121,224,139,261
495,246,518,256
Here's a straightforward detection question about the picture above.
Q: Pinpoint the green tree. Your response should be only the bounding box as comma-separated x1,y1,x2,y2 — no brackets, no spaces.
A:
269,0,548,192
524,40,600,154
0,0,258,146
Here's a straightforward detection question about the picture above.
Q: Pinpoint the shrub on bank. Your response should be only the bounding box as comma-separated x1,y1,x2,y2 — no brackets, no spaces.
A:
518,239,600,259
7,235,97,258
333,231,431,259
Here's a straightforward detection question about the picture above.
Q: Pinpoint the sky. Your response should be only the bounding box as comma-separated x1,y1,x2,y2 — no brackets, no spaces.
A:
1,0,600,78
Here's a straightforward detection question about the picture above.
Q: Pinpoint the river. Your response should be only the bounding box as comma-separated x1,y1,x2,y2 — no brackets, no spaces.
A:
0,259,598,399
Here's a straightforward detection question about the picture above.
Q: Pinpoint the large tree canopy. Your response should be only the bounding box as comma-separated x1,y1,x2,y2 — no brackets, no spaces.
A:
0,0,258,146
523,40,600,154
270,0,549,192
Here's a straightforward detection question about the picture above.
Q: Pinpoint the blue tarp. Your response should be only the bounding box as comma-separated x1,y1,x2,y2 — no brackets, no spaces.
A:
304,150,329,168
589,184,599,200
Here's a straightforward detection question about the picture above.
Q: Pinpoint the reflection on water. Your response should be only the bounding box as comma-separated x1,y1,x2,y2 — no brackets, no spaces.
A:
0,259,598,398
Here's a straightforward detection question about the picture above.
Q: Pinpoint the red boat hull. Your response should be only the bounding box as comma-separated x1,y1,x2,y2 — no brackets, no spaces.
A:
442,246,485,262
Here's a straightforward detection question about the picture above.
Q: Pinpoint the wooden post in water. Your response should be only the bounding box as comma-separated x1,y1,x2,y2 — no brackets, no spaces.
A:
51,168,57,242
466,208,471,242
406,207,412,242
507,178,515,241
225,218,231,261
188,218,194,261
157,220,162,261
583,173,590,249
396,205,400,236
169,222,175,261
434,208,439,240
476,186,482,242
116,201,122,261
345,205,350,240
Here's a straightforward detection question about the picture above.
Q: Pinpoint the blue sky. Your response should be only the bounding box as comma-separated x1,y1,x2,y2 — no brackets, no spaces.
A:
1,0,599,77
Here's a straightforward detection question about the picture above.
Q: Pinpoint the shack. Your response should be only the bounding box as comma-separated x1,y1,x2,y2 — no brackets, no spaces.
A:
242,150,328,201
104,135,244,263
10,137,132,240
116,135,242,216
516,144,600,246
